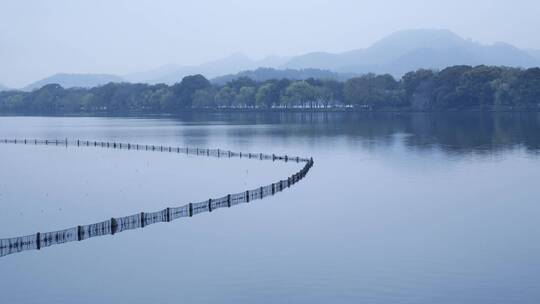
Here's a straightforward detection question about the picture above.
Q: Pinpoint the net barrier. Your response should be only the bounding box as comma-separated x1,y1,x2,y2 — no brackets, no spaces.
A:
0,138,314,258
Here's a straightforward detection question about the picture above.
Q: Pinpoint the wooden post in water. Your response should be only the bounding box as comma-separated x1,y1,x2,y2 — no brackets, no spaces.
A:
227,194,231,208
188,203,193,217
166,208,171,222
140,212,145,228
246,191,250,203
208,199,212,212
36,232,41,250
77,226,83,241
111,218,118,235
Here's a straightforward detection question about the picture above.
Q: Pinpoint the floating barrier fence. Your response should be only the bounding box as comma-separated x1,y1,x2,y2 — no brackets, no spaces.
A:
0,138,313,258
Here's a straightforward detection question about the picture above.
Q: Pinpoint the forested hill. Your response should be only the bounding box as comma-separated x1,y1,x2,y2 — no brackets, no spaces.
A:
1,65,539,114
24,73,124,91
211,68,356,84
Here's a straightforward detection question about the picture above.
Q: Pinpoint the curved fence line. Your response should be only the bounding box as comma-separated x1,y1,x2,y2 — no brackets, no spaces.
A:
0,138,314,258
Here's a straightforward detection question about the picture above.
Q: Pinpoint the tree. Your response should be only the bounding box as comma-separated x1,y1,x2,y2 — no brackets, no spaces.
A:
27,84,64,112
2,67,540,114
147,85,174,112
321,79,344,107
226,77,256,92
215,86,236,108
256,83,276,108
274,79,291,106
402,69,435,99
235,86,256,108
492,67,521,106
284,81,317,108
510,67,540,106
432,65,472,108
344,74,398,108
172,74,211,110
457,66,502,107
192,88,217,108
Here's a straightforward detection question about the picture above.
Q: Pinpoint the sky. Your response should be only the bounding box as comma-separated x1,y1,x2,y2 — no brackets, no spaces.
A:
1,0,540,88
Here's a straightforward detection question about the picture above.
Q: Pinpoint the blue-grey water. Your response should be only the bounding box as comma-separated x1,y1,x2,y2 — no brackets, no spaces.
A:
0,113,539,303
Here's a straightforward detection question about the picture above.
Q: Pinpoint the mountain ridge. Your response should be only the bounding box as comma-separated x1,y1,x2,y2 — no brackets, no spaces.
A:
20,29,540,90
211,67,357,84
124,54,290,85
283,29,539,75
24,73,124,91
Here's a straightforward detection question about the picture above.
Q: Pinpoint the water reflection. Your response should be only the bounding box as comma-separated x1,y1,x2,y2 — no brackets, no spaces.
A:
0,114,539,303
167,112,540,154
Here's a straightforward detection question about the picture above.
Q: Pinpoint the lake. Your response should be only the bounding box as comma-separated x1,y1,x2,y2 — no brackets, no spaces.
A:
0,113,539,303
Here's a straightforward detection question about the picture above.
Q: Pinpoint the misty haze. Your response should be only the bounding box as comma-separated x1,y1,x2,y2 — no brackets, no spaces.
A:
1,1,540,303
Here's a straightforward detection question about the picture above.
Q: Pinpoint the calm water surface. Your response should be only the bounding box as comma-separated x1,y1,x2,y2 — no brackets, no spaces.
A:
0,113,539,303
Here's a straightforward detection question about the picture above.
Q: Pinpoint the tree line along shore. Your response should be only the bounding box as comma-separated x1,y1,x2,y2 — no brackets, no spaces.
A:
1,65,539,114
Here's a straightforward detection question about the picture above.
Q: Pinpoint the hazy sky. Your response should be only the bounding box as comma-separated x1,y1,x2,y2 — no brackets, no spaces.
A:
1,0,539,87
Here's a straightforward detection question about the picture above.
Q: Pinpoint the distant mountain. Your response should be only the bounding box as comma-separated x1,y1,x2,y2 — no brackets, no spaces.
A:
0,84,9,91
22,29,540,88
283,29,540,76
125,54,289,85
212,68,356,84
528,49,540,62
25,73,124,91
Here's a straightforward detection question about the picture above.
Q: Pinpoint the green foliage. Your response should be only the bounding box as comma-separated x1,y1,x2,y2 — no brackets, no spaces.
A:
456,66,502,107
192,88,217,108
284,81,317,108
510,68,540,106
255,83,276,108
235,86,256,107
1,66,539,113
172,74,211,110
344,74,398,108
215,86,236,108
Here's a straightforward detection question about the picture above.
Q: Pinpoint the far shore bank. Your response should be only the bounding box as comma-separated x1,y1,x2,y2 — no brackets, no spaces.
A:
1,106,540,118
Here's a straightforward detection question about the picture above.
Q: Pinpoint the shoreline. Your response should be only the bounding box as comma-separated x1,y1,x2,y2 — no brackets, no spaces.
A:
1,107,540,117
